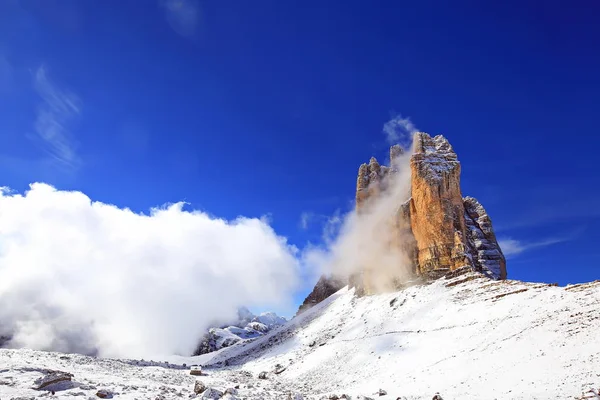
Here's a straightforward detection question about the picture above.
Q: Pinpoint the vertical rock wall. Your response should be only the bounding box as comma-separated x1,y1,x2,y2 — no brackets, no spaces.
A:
355,132,506,291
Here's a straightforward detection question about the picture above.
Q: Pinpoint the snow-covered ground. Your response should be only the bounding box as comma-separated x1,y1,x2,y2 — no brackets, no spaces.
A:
2,271,600,399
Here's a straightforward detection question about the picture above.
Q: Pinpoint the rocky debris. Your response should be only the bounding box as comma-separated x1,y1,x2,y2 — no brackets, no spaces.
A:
297,275,346,314
95,389,113,398
199,387,223,399
194,380,206,394
32,370,73,390
258,371,268,379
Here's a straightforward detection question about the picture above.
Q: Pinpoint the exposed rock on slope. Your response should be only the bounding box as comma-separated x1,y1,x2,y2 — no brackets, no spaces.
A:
297,275,346,314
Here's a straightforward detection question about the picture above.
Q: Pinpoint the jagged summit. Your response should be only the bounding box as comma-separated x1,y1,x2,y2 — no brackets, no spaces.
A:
300,132,507,308
412,132,460,182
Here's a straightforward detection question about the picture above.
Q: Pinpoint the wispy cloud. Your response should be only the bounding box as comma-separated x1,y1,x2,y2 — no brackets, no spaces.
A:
499,234,578,258
299,211,313,230
159,0,200,37
31,66,81,170
299,210,344,236
382,114,418,145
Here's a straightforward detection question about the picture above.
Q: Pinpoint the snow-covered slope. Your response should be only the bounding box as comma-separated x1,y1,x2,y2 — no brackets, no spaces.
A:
2,272,599,399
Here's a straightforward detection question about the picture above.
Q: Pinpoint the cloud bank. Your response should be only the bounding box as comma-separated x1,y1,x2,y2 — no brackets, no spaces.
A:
0,184,299,359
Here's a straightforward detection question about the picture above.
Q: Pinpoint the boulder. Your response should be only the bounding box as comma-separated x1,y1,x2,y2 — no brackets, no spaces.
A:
258,371,268,379
200,387,223,399
194,380,206,394
96,389,114,399
32,371,73,390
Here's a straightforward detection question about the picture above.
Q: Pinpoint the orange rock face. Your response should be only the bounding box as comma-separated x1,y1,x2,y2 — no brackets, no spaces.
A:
409,132,471,277
354,132,506,292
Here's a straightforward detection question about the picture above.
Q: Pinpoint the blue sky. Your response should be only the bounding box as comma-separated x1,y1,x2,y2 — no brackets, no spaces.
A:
1,0,599,309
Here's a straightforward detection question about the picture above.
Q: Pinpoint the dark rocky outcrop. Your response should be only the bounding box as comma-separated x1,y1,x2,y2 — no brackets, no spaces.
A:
296,275,346,314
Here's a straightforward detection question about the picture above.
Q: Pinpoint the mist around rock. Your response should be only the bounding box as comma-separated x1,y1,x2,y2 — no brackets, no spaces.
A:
322,148,415,290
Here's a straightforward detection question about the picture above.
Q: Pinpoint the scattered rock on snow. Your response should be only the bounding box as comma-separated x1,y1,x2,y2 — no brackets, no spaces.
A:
79,384,96,390
33,371,73,390
95,389,114,398
193,380,206,394
274,364,287,374
258,371,268,379
224,388,238,395
199,387,223,399
287,393,304,400
378,388,387,396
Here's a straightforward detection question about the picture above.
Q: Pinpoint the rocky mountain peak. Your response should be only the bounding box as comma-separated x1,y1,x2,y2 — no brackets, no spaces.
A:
301,131,506,308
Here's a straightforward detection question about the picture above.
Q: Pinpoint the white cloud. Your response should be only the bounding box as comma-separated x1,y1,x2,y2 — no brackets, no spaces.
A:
499,237,571,258
0,183,299,359
160,0,200,37
31,66,81,169
382,114,417,146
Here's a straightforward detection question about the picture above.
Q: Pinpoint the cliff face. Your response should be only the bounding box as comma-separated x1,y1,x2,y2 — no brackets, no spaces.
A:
355,132,506,292
409,133,472,278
